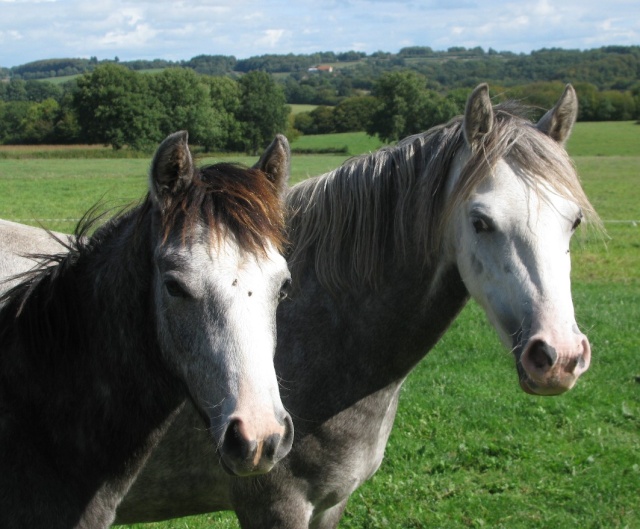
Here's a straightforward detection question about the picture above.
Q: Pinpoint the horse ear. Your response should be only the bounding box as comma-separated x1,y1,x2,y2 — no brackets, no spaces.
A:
536,84,578,145
463,83,494,150
149,130,194,207
252,134,291,198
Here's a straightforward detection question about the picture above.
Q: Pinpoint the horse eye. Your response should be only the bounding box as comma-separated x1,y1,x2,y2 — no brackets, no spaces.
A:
278,278,292,302
472,217,491,234
572,216,582,231
164,279,189,299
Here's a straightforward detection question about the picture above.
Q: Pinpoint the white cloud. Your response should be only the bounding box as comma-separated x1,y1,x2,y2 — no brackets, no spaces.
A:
0,0,639,66
256,29,286,49
97,23,157,48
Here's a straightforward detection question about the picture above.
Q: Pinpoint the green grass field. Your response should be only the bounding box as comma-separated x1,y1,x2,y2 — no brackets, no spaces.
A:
0,122,638,528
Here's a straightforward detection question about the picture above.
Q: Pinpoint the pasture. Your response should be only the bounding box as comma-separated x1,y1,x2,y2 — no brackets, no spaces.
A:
0,122,638,528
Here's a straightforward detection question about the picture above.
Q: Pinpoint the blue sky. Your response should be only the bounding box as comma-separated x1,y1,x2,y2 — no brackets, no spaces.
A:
1,0,639,68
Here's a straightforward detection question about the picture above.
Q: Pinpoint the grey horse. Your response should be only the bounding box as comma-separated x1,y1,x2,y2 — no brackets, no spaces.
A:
0,132,293,528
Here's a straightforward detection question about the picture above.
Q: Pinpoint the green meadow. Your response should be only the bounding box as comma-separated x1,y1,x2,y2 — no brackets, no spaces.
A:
0,122,638,528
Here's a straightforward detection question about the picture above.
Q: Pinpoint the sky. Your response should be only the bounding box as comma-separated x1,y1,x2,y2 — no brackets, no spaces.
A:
1,0,639,68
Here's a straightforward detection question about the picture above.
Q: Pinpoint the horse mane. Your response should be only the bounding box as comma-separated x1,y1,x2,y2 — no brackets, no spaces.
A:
286,101,600,293
160,162,286,254
0,213,104,369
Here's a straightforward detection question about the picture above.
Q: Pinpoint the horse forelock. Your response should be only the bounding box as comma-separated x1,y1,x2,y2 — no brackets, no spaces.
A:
159,163,286,255
286,101,600,295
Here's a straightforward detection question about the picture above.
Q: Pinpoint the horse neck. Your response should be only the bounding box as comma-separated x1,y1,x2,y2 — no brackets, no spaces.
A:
286,142,469,365
278,233,469,431
0,208,183,494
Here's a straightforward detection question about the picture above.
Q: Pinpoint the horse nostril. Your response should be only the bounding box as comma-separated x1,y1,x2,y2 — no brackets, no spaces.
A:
222,419,256,463
527,340,557,370
263,414,294,461
278,413,294,458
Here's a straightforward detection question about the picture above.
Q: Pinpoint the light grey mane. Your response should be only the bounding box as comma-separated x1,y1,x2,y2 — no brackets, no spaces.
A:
286,103,600,294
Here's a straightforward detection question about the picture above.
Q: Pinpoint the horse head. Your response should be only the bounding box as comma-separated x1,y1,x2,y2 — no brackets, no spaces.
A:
448,84,593,396
148,132,293,475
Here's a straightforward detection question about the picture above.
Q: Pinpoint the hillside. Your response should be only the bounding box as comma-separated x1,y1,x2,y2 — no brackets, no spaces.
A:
2,45,640,91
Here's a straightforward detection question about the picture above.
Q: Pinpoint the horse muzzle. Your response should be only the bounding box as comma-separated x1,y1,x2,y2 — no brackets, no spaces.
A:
217,413,294,477
515,332,591,396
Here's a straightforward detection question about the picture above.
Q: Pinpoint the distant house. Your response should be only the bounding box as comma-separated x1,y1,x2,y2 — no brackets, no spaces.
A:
308,64,333,73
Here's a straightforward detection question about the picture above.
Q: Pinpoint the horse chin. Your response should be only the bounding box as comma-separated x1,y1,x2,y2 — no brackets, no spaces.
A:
518,376,571,396
518,377,540,395
516,364,572,396
217,451,275,478
218,455,243,477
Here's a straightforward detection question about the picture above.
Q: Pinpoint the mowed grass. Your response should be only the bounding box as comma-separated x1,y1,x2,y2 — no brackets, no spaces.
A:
0,122,638,528
291,131,384,156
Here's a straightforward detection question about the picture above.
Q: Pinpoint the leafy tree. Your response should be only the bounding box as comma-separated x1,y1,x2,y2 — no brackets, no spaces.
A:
201,75,242,151
53,94,81,144
367,71,427,141
0,101,30,143
184,55,236,76
307,106,336,134
150,68,216,143
18,98,59,143
73,64,161,150
367,71,459,142
332,95,377,132
292,112,316,135
24,80,64,102
236,71,289,154
2,79,28,101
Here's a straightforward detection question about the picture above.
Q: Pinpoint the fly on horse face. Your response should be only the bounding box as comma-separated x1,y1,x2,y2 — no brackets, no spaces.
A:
0,132,293,528
1,85,600,529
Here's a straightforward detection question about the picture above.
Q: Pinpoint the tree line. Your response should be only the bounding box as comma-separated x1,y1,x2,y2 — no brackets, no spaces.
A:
0,48,638,150
294,73,640,141
3,45,639,92
0,65,288,152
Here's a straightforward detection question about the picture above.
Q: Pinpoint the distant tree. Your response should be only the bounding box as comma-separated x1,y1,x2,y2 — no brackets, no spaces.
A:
336,51,366,62
367,71,459,142
292,112,316,135
573,82,600,121
367,71,425,141
236,71,289,154
200,75,242,151
595,90,636,120
399,46,434,57
308,106,335,134
150,68,217,144
0,101,30,143
332,95,378,132
631,83,640,121
53,92,81,144
185,55,236,76
2,79,28,101
24,80,63,102
508,81,569,118
19,98,60,143
73,64,160,150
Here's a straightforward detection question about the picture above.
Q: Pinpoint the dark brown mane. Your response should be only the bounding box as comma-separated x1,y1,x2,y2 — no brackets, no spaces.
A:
160,162,286,254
